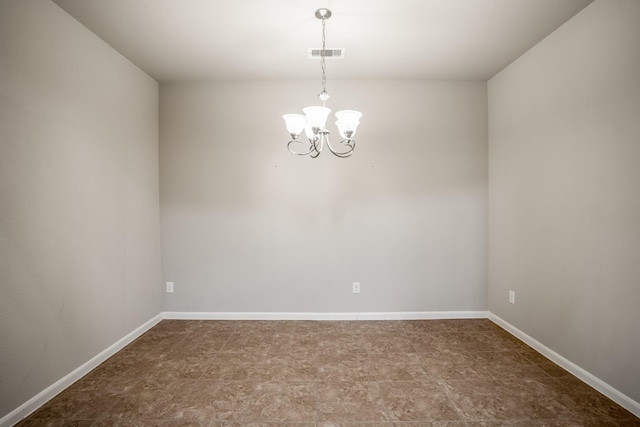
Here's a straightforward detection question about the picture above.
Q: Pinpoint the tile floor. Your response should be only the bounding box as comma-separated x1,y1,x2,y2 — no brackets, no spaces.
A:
17,319,640,427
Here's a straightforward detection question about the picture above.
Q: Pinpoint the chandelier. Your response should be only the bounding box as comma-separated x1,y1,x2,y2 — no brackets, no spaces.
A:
283,8,362,158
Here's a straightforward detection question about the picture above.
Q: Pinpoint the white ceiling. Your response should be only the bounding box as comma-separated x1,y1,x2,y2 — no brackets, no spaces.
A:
51,0,594,83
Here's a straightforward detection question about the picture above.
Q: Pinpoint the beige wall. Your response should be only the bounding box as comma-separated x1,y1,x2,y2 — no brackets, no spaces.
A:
160,80,488,313
0,0,161,418
488,0,640,402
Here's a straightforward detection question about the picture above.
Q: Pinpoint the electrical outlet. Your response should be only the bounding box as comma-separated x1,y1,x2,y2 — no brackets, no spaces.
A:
352,282,360,294
166,282,174,293
509,290,515,304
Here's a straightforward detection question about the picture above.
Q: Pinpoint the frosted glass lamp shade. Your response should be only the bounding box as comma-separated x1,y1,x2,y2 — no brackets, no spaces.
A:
283,114,307,138
335,110,362,130
335,110,362,139
303,106,331,131
335,120,360,139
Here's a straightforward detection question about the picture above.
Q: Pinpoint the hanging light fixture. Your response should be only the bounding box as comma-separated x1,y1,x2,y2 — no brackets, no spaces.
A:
283,8,362,159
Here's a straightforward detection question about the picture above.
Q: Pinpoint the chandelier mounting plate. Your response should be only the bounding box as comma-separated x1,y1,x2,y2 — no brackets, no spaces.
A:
315,8,332,20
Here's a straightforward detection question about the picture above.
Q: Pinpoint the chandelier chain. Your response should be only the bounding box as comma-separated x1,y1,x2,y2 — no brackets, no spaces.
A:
320,17,327,105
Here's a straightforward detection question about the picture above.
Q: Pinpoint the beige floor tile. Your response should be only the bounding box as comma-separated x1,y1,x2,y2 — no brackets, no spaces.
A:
243,382,316,422
16,320,638,426
379,381,462,422
317,381,388,422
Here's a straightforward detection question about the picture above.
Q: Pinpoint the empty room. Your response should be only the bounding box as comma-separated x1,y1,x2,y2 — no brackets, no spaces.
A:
1,0,639,425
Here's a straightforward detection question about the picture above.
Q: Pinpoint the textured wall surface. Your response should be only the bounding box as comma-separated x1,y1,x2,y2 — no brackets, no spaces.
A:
160,80,488,313
488,0,640,402
0,0,161,418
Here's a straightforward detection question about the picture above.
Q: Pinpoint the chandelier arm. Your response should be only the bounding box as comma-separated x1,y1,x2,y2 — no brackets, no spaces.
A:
326,137,356,158
311,137,321,158
287,140,317,156
314,134,325,155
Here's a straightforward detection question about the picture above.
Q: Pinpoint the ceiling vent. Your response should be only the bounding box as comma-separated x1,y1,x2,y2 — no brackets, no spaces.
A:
308,48,345,59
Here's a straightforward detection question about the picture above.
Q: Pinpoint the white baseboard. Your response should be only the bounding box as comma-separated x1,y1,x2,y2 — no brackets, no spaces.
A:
162,310,489,321
488,312,640,418
0,313,163,427
356,311,488,320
